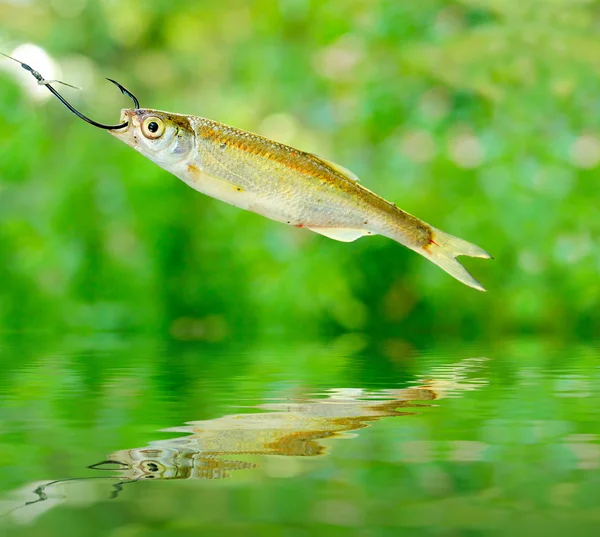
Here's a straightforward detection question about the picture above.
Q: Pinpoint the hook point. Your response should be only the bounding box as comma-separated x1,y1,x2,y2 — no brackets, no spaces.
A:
106,77,140,110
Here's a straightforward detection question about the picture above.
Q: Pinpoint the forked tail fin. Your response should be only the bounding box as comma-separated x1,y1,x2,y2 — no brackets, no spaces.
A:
420,228,492,291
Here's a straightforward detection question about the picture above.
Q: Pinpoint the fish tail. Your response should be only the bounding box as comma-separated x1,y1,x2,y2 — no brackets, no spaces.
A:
420,227,492,291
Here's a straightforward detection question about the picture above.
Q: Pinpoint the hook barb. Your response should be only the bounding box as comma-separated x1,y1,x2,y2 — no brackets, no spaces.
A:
1,51,139,130
106,78,140,110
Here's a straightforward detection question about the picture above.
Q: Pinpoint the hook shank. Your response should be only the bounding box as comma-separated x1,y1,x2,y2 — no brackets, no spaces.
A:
1,52,139,130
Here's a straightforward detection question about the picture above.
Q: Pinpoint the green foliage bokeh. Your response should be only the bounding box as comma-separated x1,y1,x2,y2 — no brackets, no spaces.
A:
1,0,598,340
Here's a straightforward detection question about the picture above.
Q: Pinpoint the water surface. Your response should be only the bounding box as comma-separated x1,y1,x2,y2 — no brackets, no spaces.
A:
1,334,599,536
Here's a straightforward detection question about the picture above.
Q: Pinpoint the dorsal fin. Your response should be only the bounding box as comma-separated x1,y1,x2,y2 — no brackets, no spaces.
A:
310,154,361,183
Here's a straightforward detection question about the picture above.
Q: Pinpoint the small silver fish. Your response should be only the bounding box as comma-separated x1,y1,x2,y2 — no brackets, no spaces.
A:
110,109,492,290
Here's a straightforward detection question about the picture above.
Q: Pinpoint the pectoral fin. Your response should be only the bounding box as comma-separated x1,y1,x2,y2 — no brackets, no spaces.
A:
307,226,371,242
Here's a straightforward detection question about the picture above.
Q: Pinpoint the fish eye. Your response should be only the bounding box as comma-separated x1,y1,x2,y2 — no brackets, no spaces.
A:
141,116,165,139
139,460,165,474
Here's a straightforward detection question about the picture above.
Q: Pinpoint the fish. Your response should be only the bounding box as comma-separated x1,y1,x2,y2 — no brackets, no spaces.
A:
110,109,492,290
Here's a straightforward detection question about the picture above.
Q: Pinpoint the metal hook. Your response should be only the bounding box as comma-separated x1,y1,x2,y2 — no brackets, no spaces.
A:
1,52,139,130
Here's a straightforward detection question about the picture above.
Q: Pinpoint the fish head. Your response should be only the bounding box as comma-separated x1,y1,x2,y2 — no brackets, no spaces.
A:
92,447,194,481
109,108,196,167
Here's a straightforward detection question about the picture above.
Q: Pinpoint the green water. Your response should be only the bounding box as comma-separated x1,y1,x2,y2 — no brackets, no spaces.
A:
1,334,599,536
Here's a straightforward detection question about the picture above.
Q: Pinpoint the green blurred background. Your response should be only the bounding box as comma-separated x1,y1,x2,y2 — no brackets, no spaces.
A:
1,0,599,340
3,3,600,535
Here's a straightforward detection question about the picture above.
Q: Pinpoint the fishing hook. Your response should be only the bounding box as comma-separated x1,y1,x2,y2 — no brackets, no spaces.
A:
1,52,139,130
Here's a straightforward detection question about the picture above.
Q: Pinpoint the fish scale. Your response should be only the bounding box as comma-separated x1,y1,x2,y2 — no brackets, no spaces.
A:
193,117,423,232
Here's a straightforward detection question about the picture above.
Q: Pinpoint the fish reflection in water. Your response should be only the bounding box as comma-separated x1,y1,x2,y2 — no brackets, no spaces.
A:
100,358,487,482
97,386,433,482
4,357,488,521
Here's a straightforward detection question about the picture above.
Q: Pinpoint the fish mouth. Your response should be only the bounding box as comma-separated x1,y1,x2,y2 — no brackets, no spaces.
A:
109,109,136,136
107,109,142,152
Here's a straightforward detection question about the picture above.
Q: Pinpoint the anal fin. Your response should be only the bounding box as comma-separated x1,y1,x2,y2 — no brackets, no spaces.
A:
306,226,371,242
